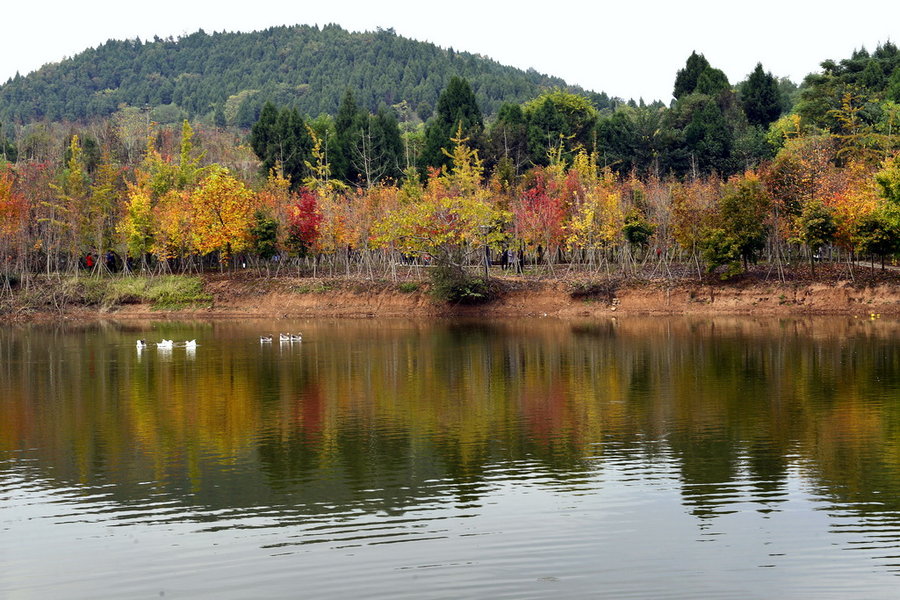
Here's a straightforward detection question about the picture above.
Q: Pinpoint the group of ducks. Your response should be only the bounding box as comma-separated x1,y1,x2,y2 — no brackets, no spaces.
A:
260,333,303,343
136,334,302,348
136,339,197,350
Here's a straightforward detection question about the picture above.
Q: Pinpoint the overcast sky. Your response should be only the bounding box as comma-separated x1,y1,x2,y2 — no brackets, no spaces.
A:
4,1,898,103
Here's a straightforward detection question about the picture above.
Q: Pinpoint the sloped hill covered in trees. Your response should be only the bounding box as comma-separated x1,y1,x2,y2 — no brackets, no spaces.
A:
0,24,596,125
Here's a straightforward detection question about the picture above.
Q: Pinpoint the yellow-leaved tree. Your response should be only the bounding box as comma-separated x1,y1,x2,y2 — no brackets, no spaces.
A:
373,129,508,301
47,135,90,272
566,166,624,254
119,170,156,271
190,165,256,264
375,131,505,262
152,189,194,262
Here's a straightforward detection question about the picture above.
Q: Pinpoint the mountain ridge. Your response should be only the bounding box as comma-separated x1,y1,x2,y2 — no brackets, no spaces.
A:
0,24,612,126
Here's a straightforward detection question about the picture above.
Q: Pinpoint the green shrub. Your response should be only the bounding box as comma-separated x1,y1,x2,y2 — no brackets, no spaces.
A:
569,279,619,302
429,265,492,304
698,227,742,279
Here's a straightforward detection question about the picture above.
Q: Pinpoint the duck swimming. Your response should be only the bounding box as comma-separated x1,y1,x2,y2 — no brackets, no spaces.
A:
290,333,303,342
183,340,197,349
260,335,273,343
136,339,147,348
156,339,174,349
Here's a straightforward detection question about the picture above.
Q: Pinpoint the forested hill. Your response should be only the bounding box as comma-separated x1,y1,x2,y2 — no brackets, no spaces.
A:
0,24,604,126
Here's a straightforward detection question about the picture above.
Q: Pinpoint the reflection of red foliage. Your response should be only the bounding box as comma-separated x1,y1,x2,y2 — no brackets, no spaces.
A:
293,382,324,438
520,382,569,447
286,188,323,253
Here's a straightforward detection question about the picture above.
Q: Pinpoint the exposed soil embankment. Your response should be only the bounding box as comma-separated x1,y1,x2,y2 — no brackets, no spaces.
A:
228,279,897,319
7,269,898,322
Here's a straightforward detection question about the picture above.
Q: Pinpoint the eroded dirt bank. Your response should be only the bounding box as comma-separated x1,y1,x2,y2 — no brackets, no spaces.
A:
10,274,899,322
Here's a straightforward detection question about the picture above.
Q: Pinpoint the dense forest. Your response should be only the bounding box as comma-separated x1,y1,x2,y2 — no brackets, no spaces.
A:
2,34,900,301
0,24,603,126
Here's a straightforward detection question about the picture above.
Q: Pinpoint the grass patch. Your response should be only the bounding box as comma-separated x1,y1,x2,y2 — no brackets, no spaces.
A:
397,282,420,293
60,275,212,309
141,276,212,309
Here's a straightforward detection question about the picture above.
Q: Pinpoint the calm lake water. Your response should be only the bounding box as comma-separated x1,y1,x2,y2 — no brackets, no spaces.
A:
2,316,900,599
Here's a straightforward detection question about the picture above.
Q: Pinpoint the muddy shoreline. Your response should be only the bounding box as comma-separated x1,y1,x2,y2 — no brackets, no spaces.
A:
5,273,900,323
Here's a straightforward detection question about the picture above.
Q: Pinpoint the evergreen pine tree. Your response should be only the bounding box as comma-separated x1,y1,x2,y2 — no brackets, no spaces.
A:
673,52,712,100
332,89,365,183
249,103,313,188
250,102,278,169
420,76,483,173
741,63,782,127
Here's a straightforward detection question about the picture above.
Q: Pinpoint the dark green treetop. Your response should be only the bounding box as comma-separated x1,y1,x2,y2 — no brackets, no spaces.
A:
420,76,484,173
740,63,782,127
522,90,598,166
332,89,366,183
673,52,712,100
249,102,313,188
